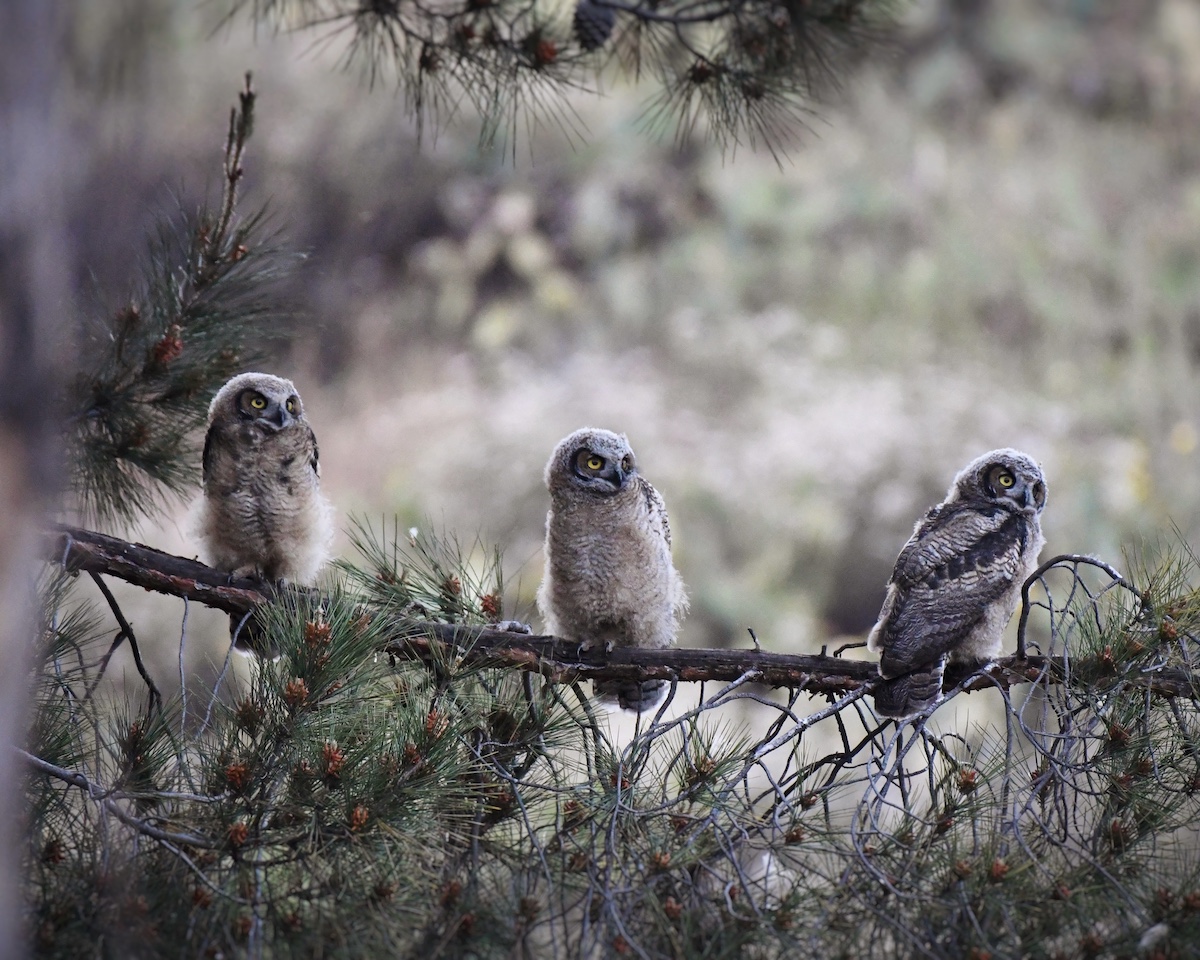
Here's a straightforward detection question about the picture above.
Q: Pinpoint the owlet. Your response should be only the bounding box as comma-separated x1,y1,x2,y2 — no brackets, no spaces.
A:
537,428,688,712
867,449,1047,719
197,373,334,651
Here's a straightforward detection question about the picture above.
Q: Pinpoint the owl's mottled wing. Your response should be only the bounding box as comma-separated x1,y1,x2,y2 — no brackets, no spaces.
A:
307,426,320,477
201,423,224,488
877,504,1031,677
638,477,672,548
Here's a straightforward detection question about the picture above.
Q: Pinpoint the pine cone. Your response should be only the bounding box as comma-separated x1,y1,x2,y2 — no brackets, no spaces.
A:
573,0,615,52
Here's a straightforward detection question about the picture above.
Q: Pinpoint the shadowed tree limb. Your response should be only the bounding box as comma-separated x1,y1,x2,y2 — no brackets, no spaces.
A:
20,750,222,850
50,524,266,615
47,524,1197,699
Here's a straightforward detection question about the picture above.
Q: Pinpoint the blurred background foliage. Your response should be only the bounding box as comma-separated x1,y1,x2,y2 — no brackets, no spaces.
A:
62,0,1200,682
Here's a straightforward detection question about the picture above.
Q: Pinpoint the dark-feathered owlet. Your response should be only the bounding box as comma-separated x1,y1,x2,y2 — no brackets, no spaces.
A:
867,449,1047,719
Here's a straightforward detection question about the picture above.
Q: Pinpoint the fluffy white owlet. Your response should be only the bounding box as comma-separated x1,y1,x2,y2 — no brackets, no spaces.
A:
537,428,688,712
867,449,1047,719
197,373,334,651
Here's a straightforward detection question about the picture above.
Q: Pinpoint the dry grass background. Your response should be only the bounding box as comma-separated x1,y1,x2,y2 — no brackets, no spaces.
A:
67,1,1200,730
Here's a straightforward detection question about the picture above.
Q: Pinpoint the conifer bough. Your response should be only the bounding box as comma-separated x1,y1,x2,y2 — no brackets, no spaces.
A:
66,73,297,528
229,0,898,152
46,524,1198,701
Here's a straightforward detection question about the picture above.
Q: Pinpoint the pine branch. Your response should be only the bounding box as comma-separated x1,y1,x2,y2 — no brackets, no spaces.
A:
226,0,900,154
46,524,1199,699
67,73,299,528
49,524,267,616
32,524,1200,956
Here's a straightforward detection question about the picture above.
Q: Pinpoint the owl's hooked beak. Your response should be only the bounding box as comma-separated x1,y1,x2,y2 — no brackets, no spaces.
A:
588,460,630,494
611,462,632,490
267,405,293,430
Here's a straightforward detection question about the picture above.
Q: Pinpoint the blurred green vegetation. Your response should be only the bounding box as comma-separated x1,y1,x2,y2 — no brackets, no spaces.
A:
63,0,1200,668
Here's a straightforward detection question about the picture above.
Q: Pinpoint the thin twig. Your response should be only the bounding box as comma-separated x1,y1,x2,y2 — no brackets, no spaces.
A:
1016,554,1136,657
178,597,189,741
86,571,163,716
21,749,220,849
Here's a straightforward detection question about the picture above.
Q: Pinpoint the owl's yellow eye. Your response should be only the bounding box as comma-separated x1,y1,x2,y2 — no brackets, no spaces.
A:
997,472,1015,488
249,394,267,410
285,398,297,414
621,455,633,472
586,456,604,471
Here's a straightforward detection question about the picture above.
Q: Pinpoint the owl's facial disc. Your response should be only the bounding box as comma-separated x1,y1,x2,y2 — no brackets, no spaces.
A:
572,447,630,494
1027,479,1047,509
237,389,294,430
985,463,1045,511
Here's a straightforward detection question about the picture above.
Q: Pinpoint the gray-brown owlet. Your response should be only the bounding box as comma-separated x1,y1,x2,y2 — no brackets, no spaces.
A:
537,428,688,712
197,373,334,653
867,449,1047,719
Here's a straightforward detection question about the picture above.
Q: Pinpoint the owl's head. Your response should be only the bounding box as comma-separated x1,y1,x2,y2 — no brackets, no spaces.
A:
951,448,1047,514
209,372,305,433
545,427,637,498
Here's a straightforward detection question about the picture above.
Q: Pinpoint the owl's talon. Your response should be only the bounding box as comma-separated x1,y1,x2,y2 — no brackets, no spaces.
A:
491,619,532,634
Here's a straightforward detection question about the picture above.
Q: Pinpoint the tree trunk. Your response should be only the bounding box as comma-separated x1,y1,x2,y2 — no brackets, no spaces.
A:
0,1,73,951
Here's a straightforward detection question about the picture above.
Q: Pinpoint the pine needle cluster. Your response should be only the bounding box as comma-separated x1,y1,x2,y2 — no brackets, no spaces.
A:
66,74,300,528
226,0,898,154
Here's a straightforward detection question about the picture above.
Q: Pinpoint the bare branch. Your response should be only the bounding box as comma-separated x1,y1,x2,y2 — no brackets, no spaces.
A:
20,749,221,850
84,571,163,716
49,523,269,616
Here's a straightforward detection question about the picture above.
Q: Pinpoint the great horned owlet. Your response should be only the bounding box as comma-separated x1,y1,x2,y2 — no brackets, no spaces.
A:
197,373,334,650
867,449,1047,719
537,428,688,712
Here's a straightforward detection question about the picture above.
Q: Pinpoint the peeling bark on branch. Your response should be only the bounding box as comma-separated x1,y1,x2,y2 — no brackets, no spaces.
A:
47,524,1198,700
50,523,269,615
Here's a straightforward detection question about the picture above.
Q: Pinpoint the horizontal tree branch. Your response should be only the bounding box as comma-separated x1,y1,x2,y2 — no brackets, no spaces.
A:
47,524,1198,700
50,524,267,616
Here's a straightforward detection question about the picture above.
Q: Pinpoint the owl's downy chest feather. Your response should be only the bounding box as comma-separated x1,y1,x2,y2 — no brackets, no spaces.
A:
550,495,665,583
543,489,679,628
204,423,319,535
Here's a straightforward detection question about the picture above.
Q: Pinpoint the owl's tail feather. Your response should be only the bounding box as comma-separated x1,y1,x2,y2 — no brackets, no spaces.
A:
872,657,946,719
229,612,280,659
594,678,667,712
